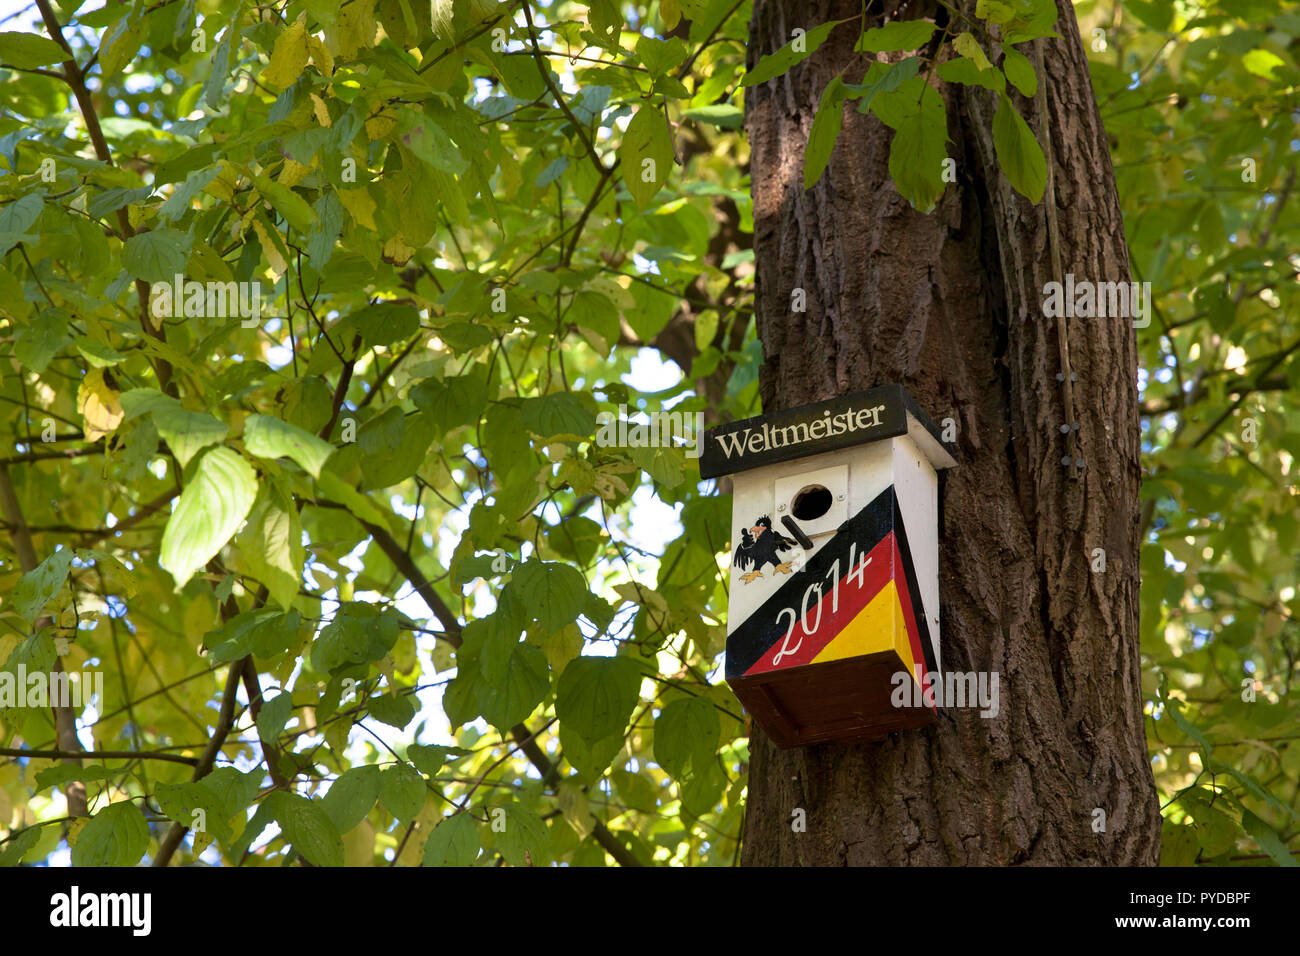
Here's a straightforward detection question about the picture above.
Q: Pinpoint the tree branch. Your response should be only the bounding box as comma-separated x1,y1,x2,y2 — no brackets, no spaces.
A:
0,747,199,767
33,0,173,394
355,511,645,865
0,462,88,817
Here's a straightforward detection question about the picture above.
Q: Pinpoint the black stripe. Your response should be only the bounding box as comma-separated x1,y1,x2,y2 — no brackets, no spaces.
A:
891,495,940,678
725,487,896,679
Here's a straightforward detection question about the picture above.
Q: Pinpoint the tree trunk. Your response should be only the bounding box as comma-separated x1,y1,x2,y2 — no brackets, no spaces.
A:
739,0,1160,865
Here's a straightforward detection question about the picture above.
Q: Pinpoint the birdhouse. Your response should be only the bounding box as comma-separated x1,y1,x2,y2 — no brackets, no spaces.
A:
700,385,956,748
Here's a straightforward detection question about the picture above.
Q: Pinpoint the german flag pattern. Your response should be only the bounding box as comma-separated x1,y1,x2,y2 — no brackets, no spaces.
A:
725,485,938,700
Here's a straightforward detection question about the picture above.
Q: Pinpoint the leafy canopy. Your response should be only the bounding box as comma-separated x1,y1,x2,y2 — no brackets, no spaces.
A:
0,0,1297,868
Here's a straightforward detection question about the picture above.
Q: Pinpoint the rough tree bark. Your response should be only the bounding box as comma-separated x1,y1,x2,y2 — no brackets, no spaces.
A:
739,0,1160,865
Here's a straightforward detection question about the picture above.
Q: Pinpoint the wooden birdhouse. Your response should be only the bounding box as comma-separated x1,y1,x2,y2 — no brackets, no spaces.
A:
700,385,956,748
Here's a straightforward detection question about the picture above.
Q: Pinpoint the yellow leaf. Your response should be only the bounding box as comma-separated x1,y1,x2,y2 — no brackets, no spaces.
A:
954,32,992,71
338,187,377,230
66,817,88,846
531,622,583,673
382,234,415,265
343,819,376,866
365,108,397,141
310,93,333,128
430,640,454,674
557,781,592,838
263,19,311,88
182,589,217,643
252,219,287,275
397,800,440,867
204,162,240,203
279,158,312,187
327,0,377,59
307,36,334,77
77,369,124,441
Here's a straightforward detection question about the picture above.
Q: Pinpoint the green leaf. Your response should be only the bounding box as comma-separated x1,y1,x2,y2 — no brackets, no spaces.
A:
1123,0,1174,32
75,335,128,368
653,696,720,780
975,0,1016,23
11,545,73,626
122,229,191,284
586,0,621,49
34,764,115,791
379,761,426,822
887,82,949,212
856,20,937,53
322,764,381,832
512,560,588,632
741,19,846,87
556,656,642,743
560,724,624,781
14,307,68,372
237,487,304,611
937,56,1006,92
159,446,259,589
244,414,335,478
412,373,488,432
70,802,150,866
1002,48,1037,97
397,108,469,175
155,780,233,842
680,760,726,818
0,828,42,867
953,32,992,71
1242,49,1285,81
495,804,548,866
252,175,317,234
1003,0,1061,43
310,608,400,672
121,389,227,466
154,405,229,468
87,186,154,219
407,744,465,777
1242,811,1299,867
205,609,300,662
422,812,479,866
268,792,344,866
0,32,68,68
316,470,388,526
848,57,924,113
203,768,261,820
804,76,848,189
368,691,416,729
0,194,44,240
519,391,596,439
682,104,744,129
479,642,549,731
635,35,687,77
627,444,686,488
255,690,293,742
991,93,1046,203
358,410,435,490
618,105,674,210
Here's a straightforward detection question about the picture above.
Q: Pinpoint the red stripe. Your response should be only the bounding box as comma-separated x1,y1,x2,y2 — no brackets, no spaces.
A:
744,534,895,676
889,536,934,707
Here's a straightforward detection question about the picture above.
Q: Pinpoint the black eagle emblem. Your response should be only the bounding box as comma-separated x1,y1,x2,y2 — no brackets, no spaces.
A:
733,515,797,584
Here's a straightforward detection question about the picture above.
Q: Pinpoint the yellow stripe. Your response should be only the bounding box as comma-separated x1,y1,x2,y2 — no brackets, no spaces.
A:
810,580,920,685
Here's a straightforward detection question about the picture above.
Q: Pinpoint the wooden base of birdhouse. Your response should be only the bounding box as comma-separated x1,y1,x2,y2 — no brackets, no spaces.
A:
724,483,942,748
730,651,936,748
